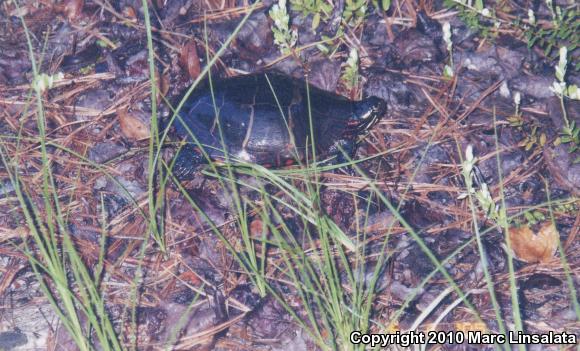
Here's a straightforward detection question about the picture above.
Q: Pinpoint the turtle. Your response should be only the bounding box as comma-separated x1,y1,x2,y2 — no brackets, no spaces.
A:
170,73,387,179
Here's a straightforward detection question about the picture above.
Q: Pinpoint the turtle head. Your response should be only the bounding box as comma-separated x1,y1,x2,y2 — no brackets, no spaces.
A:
351,96,387,131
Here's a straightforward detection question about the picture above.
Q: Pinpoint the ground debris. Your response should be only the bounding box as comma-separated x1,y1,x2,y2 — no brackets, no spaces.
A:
1,0,579,349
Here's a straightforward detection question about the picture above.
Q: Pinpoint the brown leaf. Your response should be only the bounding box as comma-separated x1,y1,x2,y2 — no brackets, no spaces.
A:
250,219,266,238
118,107,150,140
158,71,170,98
123,6,137,22
179,41,201,80
63,0,84,20
508,222,559,263
178,271,201,285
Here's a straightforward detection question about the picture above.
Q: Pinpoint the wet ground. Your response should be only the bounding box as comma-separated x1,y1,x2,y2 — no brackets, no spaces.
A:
0,0,579,350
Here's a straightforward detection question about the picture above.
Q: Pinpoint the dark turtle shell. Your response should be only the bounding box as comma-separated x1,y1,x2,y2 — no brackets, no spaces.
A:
171,73,386,177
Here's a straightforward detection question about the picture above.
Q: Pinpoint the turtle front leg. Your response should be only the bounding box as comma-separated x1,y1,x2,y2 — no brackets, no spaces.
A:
171,144,206,180
332,140,356,165
325,139,360,175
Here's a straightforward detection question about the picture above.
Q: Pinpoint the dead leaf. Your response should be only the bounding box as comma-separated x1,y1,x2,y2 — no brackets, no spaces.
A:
178,271,202,285
250,219,266,238
63,0,84,20
118,107,150,140
159,71,170,98
508,222,559,263
123,6,137,22
180,41,201,80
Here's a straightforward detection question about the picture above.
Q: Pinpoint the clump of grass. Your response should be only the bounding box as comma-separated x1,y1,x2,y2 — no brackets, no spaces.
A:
457,137,517,351
507,93,548,152
2,2,262,350
446,0,579,72
522,6,579,70
269,0,392,81
2,4,124,350
443,0,498,40
291,0,333,30
270,0,298,54
550,47,580,157
371,0,391,13
442,22,454,78
342,0,367,26
141,0,166,254
341,47,360,90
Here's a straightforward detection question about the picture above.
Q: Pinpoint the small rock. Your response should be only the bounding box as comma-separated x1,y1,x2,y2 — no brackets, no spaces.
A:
0,331,28,351
544,144,580,195
94,171,145,204
74,89,114,121
395,30,443,65
453,49,503,77
234,13,274,60
94,176,107,190
88,141,128,164
350,209,400,234
365,70,423,109
509,75,555,100
158,303,218,347
0,48,32,85
124,50,150,81
363,16,389,46
543,99,580,194
116,176,145,199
